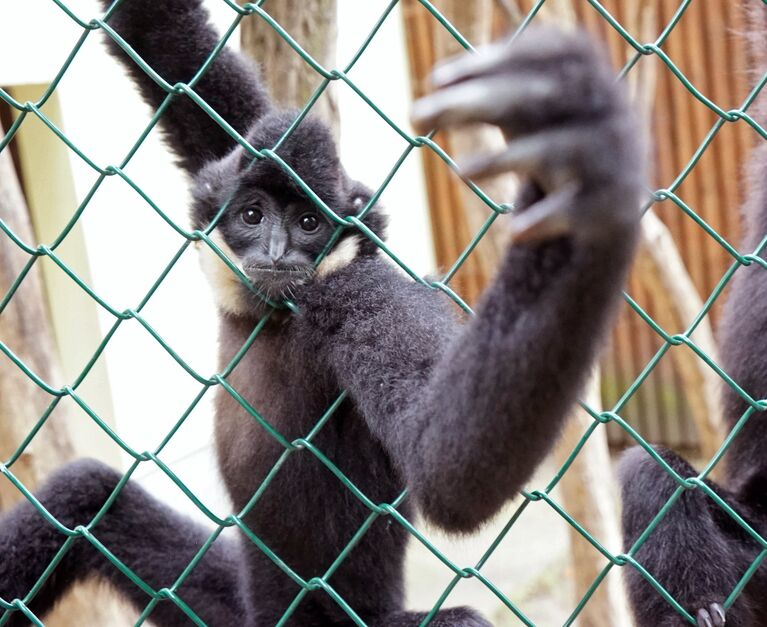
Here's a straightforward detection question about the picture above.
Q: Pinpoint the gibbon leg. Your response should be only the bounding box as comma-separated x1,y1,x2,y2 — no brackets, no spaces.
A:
0,459,244,627
620,446,760,627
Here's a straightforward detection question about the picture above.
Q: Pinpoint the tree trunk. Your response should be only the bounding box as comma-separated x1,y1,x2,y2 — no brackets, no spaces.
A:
622,1,724,460
240,0,339,139
0,138,73,506
635,211,724,460
0,123,130,626
556,373,633,627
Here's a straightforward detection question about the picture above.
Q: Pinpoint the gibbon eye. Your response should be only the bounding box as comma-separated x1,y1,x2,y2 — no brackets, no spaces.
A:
241,207,263,226
299,214,320,232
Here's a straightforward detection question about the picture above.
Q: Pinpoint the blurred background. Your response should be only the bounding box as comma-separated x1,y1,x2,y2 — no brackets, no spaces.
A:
0,1,765,625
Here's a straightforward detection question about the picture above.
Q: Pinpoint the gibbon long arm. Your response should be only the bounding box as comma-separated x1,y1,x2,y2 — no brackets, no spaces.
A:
103,0,270,173
297,32,643,531
300,199,637,532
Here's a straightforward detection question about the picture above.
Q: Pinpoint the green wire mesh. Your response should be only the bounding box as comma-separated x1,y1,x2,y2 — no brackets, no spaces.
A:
1,0,766,625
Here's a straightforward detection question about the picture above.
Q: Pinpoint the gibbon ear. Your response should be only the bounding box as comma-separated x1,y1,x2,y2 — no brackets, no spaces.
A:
190,149,242,229
342,177,388,249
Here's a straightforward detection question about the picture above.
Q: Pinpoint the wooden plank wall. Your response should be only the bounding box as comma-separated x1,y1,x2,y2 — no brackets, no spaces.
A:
402,1,764,451
401,1,492,306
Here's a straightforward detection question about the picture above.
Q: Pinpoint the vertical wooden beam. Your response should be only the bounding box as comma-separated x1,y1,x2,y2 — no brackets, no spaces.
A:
556,373,632,627
0,109,129,627
9,85,118,466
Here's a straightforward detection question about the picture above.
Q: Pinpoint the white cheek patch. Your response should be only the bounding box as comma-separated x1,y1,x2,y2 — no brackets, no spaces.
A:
196,232,249,316
316,236,361,278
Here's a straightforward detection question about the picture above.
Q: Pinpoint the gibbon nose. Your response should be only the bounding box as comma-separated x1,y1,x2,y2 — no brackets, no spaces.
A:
268,231,288,264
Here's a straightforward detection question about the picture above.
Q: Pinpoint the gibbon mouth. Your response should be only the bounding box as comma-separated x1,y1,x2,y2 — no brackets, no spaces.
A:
244,265,314,298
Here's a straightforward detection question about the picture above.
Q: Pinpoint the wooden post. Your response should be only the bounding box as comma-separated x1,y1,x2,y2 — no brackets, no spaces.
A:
401,0,516,304
0,120,130,625
0,125,73,507
429,1,516,294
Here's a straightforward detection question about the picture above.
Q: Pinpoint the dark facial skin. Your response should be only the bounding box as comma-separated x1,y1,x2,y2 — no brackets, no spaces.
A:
221,189,333,300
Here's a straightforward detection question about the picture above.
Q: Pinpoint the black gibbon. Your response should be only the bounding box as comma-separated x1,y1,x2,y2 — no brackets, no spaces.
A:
620,140,767,626
0,1,643,625
619,19,767,627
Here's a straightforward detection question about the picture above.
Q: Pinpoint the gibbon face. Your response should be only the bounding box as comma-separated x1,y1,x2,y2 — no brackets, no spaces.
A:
193,179,344,314
215,186,335,300
189,112,385,315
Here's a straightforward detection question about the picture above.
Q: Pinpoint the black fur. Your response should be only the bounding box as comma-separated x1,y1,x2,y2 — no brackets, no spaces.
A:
619,89,767,627
0,2,643,625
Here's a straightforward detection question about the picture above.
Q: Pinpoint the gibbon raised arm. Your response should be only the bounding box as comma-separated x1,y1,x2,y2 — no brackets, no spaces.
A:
0,1,643,625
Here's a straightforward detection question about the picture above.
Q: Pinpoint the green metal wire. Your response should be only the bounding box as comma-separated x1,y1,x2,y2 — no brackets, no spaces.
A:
1,0,766,625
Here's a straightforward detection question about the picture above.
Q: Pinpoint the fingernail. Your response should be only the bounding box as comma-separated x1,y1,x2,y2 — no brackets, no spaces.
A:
711,604,725,625
411,97,435,126
458,155,492,179
430,63,457,88
697,609,713,627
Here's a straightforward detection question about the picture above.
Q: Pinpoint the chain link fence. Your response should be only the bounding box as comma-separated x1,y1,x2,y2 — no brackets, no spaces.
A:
1,0,766,625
